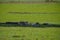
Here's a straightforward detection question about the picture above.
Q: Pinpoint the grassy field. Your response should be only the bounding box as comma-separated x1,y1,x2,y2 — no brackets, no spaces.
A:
0,3,60,23
0,13,60,24
0,27,60,40
0,3,60,12
0,3,60,40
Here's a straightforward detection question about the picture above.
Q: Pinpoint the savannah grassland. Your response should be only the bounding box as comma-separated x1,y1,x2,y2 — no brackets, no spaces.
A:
0,3,60,40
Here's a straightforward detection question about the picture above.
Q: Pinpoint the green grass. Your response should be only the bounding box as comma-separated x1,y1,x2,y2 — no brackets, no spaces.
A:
0,27,60,40
0,3,60,40
0,3,60,12
0,3,60,24
0,13,60,24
